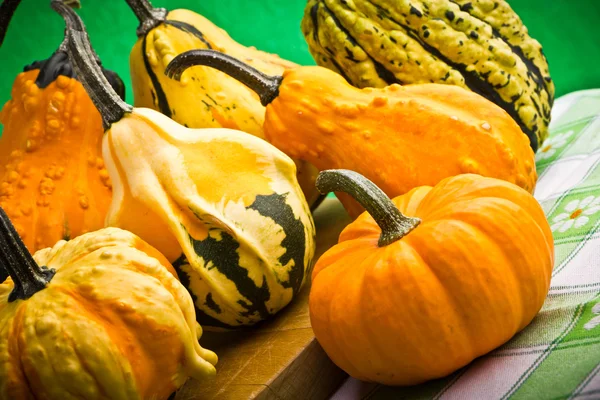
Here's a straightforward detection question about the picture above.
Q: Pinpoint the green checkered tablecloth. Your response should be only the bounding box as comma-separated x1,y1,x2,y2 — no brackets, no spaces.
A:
332,89,600,400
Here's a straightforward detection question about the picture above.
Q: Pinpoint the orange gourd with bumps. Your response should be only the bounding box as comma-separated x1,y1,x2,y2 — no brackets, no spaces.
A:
166,50,537,218
0,0,125,251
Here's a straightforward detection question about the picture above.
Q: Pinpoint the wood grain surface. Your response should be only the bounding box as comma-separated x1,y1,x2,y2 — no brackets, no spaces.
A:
175,197,351,400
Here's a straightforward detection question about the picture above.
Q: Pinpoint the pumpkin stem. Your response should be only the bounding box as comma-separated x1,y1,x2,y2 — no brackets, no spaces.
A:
316,170,421,247
125,0,167,37
0,0,23,47
0,208,56,302
165,49,283,107
51,1,132,129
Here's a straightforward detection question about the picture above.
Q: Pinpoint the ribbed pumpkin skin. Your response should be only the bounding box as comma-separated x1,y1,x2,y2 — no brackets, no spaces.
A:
103,108,316,329
129,9,322,208
310,174,554,385
0,70,112,252
264,66,537,218
0,228,217,400
302,0,554,151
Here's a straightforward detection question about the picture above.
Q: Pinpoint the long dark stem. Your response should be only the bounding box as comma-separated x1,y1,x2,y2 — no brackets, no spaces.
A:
165,49,283,107
0,0,23,46
0,208,56,302
125,0,167,37
316,170,421,247
51,1,132,129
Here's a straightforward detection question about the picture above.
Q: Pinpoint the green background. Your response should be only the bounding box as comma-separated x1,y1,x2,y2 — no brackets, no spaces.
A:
1,0,599,116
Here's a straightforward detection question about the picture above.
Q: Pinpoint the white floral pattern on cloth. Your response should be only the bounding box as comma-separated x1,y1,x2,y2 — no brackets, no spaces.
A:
550,195,600,233
536,130,574,161
584,303,600,330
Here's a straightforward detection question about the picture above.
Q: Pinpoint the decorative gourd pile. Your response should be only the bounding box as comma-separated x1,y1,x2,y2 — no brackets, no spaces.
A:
53,2,316,330
0,0,557,396
301,0,554,152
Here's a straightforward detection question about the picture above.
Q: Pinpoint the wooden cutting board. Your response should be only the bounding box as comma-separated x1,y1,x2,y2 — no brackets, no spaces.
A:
175,197,351,400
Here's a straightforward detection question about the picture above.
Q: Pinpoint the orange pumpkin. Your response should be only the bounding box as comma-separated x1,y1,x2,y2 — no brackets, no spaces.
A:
0,39,125,252
309,170,554,385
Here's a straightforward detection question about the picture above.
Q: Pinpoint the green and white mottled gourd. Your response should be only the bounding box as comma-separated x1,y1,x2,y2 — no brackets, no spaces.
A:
302,0,554,151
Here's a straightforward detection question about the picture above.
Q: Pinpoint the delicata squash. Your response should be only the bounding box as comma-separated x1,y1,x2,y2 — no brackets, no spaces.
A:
53,2,316,329
0,0,125,252
0,206,217,399
166,49,537,218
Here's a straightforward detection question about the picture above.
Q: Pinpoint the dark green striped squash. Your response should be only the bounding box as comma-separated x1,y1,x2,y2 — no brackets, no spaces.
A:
301,0,554,151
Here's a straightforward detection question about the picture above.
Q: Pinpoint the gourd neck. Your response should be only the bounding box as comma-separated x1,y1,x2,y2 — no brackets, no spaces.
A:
125,0,167,37
0,0,23,46
316,170,421,247
51,1,132,129
0,208,56,302
165,49,283,107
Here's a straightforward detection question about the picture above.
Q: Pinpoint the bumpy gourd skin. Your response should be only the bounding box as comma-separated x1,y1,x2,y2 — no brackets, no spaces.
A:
0,71,112,252
302,0,554,151
0,228,217,400
264,66,537,218
103,108,316,329
310,174,554,385
130,9,322,207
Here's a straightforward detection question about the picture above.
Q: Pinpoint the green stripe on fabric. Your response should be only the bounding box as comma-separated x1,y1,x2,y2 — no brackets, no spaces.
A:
569,363,600,399
510,296,600,400
536,119,594,176
494,292,599,351
500,304,586,399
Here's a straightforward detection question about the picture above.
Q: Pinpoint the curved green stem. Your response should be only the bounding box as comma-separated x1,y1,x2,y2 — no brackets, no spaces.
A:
0,0,23,47
165,49,283,107
316,170,421,247
125,0,167,37
51,1,132,129
0,208,55,302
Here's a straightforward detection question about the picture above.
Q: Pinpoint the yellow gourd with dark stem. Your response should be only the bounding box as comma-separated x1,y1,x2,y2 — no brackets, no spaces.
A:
0,206,217,399
166,49,537,218
53,2,316,329
0,0,125,252
125,0,323,208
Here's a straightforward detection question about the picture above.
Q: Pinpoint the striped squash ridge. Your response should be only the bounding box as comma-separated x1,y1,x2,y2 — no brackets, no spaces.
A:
173,193,311,329
302,0,554,151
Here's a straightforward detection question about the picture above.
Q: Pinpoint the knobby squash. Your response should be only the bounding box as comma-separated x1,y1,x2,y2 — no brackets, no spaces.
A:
125,0,323,209
0,0,125,252
166,50,537,218
0,206,217,399
309,169,554,385
301,0,554,151
53,2,316,329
